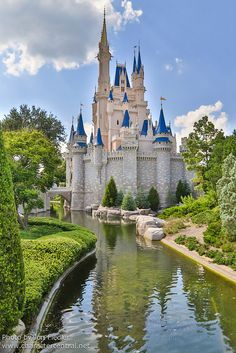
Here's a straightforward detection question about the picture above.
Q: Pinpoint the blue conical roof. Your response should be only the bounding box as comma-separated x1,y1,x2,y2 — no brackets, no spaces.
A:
89,131,93,144
123,92,128,103
76,112,87,136
108,90,114,101
141,119,148,136
122,110,130,128
156,108,169,134
69,122,75,143
95,128,104,146
133,53,137,73
137,48,142,73
153,136,171,143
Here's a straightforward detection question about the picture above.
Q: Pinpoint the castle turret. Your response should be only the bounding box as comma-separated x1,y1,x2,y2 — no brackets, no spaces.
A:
71,111,87,210
153,107,172,207
93,128,105,203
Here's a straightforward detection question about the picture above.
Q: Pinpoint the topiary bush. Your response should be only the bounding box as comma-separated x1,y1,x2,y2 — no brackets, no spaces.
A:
135,191,150,209
176,180,191,203
0,129,25,336
102,176,118,207
121,192,136,211
115,190,124,207
147,187,160,211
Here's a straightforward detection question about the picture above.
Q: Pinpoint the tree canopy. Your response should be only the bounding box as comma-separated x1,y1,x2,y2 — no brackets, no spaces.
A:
1,105,65,147
4,130,61,228
102,177,118,207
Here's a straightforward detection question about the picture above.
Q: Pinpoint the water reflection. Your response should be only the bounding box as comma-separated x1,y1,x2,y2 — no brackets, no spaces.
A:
39,210,236,353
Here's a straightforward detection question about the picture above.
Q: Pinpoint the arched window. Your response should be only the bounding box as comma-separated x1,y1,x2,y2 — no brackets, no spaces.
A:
117,120,119,125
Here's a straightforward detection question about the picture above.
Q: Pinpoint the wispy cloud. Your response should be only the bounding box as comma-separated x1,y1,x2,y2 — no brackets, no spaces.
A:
164,57,184,74
0,0,142,76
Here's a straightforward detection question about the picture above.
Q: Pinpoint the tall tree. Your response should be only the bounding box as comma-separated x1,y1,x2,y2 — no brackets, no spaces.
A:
217,154,236,241
1,105,65,147
102,177,118,207
0,129,25,335
148,187,160,211
4,130,61,228
183,116,224,191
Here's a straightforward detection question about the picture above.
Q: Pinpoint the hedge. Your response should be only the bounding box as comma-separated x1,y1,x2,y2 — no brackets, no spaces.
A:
21,217,96,323
0,129,25,337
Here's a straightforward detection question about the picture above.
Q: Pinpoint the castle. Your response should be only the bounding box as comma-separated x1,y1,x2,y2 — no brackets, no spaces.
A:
64,13,192,210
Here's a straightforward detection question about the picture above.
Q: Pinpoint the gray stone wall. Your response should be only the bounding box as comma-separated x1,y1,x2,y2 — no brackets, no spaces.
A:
137,157,156,193
170,157,186,193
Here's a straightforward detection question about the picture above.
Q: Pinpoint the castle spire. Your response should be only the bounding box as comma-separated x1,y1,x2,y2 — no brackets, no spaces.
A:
76,108,87,136
133,46,137,73
156,107,169,134
68,117,75,143
100,7,108,46
94,127,104,146
137,46,142,73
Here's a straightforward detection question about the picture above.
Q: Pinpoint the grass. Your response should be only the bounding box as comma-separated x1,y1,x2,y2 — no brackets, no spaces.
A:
163,218,186,235
20,217,97,324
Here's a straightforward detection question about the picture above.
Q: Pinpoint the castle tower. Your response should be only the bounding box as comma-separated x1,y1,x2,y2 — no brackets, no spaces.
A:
71,111,87,210
153,107,172,207
94,10,112,150
93,128,105,203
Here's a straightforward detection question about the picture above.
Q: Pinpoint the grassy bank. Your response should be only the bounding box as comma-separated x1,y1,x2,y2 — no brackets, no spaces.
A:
160,195,236,271
20,217,96,324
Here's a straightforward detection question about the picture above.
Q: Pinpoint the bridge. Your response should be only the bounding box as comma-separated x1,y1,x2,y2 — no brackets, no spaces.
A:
47,186,72,203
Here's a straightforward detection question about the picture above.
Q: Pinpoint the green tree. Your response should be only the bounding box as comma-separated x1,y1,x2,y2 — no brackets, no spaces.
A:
135,191,150,209
217,153,236,241
4,130,61,228
183,116,224,191
121,192,136,211
1,105,65,147
115,190,124,207
176,180,191,203
0,129,25,336
147,187,160,211
206,131,236,191
102,177,118,207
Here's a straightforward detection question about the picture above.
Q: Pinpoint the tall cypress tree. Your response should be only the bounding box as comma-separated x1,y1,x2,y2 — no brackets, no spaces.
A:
102,177,118,207
0,129,25,336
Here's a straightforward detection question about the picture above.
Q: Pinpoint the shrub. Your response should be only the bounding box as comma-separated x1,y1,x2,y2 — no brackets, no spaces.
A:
217,153,236,241
164,219,186,235
175,235,186,245
115,190,124,207
135,191,150,209
121,192,136,211
176,180,191,203
221,243,234,253
102,177,117,207
0,129,25,336
191,208,220,225
148,187,160,211
203,221,222,247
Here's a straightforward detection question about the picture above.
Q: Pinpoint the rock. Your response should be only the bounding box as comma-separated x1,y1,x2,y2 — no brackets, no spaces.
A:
144,227,164,241
91,204,99,210
107,209,121,219
85,206,92,214
129,215,139,221
121,210,140,220
0,320,25,353
138,208,151,215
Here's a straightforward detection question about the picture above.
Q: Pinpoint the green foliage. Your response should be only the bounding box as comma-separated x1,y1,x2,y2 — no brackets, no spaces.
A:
176,180,191,203
160,193,216,220
183,116,224,191
115,190,124,207
0,129,25,337
191,207,220,225
21,218,96,323
203,221,222,247
164,219,186,235
121,192,136,211
147,187,160,211
135,191,150,209
4,130,61,228
217,153,236,241
102,177,118,207
1,104,65,146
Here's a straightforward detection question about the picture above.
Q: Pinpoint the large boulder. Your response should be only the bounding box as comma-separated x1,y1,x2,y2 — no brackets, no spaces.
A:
144,227,164,241
107,209,121,219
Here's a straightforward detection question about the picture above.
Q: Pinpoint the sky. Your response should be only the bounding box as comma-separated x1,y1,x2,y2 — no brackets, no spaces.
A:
0,0,235,144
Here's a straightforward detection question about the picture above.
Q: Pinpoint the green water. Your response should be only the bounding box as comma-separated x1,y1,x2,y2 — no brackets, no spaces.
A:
40,211,236,353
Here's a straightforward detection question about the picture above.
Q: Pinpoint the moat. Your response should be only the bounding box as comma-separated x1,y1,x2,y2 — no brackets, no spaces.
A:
39,211,236,353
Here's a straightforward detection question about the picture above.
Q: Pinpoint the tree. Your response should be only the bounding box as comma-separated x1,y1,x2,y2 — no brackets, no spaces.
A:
102,177,118,207
0,129,25,336
1,105,65,147
217,153,236,241
176,180,191,203
135,190,150,209
148,187,160,211
115,190,124,207
206,131,236,191
121,192,136,211
4,130,61,228
183,116,224,191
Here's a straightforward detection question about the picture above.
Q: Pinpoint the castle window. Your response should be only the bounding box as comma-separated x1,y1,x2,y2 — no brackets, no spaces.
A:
117,120,119,125
121,87,125,92
121,79,125,84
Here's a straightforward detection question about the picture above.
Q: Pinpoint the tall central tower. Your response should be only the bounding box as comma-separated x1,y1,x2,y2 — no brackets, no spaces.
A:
93,10,111,149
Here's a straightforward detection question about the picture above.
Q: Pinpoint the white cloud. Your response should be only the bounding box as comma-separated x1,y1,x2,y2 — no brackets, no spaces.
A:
164,57,184,74
174,101,229,147
0,0,142,76
84,122,93,138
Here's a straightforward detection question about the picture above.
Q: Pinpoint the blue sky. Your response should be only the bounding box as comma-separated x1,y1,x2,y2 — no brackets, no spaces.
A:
0,0,235,142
